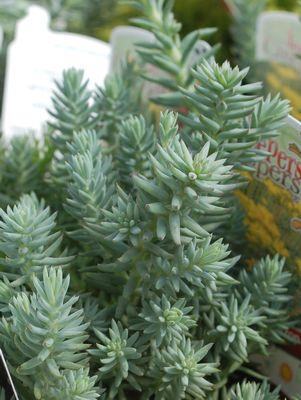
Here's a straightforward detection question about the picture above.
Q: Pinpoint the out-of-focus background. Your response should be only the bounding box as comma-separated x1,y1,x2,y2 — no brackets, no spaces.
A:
0,0,300,116
1,0,298,50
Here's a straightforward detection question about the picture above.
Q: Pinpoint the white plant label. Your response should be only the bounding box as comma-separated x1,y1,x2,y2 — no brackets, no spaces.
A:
189,40,212,65
256,11,301,73
110,26,211,99
110,25,211,70
110,26,168,99
2,6,110,139
110,26,155,72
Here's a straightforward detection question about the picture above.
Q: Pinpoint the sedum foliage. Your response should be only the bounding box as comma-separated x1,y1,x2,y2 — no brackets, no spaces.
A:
0,1,299,399
150,339,218,400
239,255,294,343
48,68,94,154
94,63,143,143
117,115,155,184
122,0,219,106
0,193,72,286
228,380,281,400
0,268,98,400
180,60,290,171
0,136,44,207
89,320,145,399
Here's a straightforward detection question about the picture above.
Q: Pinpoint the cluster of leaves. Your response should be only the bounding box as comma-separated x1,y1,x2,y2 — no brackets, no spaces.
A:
122,0,220,106
0,136,44,206
0,0,299,399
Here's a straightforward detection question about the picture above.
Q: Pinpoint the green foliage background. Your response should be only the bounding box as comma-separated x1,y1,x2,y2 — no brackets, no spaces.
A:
104,0,299,60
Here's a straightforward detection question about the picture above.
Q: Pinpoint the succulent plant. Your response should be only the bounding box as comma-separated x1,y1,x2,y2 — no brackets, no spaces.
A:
0,1,298,399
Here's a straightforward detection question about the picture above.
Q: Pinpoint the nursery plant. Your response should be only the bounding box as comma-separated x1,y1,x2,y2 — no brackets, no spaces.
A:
0,0,299,399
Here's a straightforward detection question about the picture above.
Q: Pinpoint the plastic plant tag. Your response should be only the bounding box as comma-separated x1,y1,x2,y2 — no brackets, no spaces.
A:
0,349,19,400
110,26,167,101
236,116,301,275
255,11,301,120
2,5,110,139
110,26,211,69
256,11,301,72
188,40,212,66
110,25,211,103
110,26,155,72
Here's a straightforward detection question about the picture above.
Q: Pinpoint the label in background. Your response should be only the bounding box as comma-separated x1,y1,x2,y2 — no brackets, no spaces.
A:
110,26,154,72
2,6,110,139
110,26,211,100
0,349,19,399
255,11,301,121
110,25,169,103
110,25,211,68
237,116,301,274
256,11,301,72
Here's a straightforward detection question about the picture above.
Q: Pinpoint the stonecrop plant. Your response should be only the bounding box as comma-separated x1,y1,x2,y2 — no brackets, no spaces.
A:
0,0,299,399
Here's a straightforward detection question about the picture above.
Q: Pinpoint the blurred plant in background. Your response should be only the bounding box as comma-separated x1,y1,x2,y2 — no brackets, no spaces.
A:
229,0,299,76
0,0,117,34
0,0,300,120
268,0,298,9
230,0,267,77
173,0,232,62
0,0,299,52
